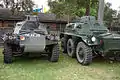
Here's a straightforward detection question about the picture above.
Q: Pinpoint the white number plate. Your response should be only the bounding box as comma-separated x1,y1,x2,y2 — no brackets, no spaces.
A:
24,33,41,37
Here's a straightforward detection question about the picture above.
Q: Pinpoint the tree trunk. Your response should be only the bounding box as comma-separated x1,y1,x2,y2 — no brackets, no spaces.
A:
67,15,70,23
85,0,90,16
98,0,105,24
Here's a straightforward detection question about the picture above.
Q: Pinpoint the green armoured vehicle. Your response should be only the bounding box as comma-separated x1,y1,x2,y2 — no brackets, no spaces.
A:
60,16,120,65
2,15,60,63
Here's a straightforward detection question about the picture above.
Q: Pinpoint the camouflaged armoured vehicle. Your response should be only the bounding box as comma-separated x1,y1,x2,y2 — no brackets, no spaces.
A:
2,15,60,63
60,16,120,65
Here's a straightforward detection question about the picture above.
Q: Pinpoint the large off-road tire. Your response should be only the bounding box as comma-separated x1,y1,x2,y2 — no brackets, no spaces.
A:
61,37,64,52
3,44,13,64
115,53,120,62
63,37,67,53
49,44,59,62
76,42,92,65
67,39,76,58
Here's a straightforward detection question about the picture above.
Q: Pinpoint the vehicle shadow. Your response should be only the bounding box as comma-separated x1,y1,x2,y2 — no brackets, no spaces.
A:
12,54,72,70
92,56,120,65
14,54,49,63
12,53,120,67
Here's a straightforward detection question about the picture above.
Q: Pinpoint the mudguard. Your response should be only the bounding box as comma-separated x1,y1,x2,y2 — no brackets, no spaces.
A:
63,32,98,46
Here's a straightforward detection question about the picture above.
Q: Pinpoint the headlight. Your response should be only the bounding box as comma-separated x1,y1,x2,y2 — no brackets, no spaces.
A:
20,36,25,41
84,39,87,43
91,36,96,42
9,36,13,40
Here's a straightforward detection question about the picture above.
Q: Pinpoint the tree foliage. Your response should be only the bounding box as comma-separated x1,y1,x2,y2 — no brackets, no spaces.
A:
48,0,98,19
104,2,117,26
0,0,34,15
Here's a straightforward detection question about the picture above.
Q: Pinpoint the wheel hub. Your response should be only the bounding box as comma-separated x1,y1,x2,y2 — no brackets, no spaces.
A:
68,42,73,53
78,48,84,62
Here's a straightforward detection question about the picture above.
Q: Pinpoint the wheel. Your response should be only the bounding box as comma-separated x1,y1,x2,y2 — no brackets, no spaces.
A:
3,44,13,64
67,39,76,58
115,52,120,62
76,42,92,65
49,44,59,62
63,37,67,53
61,37,64,52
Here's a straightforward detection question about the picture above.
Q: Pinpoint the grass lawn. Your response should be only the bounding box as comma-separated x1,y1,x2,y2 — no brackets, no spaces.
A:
0,48,120,80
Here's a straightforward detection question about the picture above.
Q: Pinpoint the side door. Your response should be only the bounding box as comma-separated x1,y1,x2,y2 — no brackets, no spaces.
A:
65,24,75,34
75,24,82,34
76,23,90,35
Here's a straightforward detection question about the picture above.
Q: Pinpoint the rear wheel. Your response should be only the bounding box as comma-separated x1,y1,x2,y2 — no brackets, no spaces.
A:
63,37,67,53
3,44,13,64
67,39,76,58
49,44,59,62
61,37,65,52
115,53,120,61
76,42,92,65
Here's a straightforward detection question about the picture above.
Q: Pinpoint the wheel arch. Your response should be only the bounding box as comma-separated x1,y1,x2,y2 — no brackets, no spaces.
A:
60,33,64,39
73,36,90,47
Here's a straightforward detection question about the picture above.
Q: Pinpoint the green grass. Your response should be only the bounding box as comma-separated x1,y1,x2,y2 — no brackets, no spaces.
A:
0,48,120,80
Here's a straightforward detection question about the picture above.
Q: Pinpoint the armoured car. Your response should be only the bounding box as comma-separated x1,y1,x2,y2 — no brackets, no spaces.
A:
2,15,60,63
60,16,120,65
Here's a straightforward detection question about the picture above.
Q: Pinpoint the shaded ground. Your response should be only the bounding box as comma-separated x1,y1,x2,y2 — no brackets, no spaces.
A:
0,48,120,80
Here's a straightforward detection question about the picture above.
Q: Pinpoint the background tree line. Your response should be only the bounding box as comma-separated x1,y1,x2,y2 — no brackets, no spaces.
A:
48,0,98,20
0,0,34,15
0,0,119,27
48,0,117,26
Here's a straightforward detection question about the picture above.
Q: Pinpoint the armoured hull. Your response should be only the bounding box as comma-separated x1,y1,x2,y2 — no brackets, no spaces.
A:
99,33,120,52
